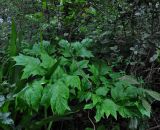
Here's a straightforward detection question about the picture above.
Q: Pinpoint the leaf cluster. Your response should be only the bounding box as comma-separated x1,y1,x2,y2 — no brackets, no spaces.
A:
13,39,160,124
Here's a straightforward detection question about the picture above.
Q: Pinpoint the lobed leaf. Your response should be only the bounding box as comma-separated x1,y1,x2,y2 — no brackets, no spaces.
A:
50,80,70,115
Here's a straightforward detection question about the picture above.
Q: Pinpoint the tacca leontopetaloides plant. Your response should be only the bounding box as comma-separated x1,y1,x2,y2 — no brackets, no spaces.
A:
13,39,160,127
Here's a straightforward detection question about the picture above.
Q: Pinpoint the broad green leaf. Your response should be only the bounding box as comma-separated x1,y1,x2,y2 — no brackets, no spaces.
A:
70,60,88,75
145,89,160,101
58,40,72,57
13,54,46,79
40,53,56,69
95,105,104,122
111,84,126,100
62,48,72,57
72,42,82,50
60,57,70,65
70,60,78,73
77,60,89,69
89,65,99,75
24,41,51,56
14,54,40,66
95,87,109,96
137,103,150,117
19,80,43,110
119,75,139,85
125,86,138,97
109,72,122,79
78,48,93,58
92,94,102,106
50,80,70,115
112,81,139,99
85,92,92,101
59,39,93,58
99,63,112,75
118,107,132,118
78,91,92,102
40,85,52,108
142,99,151,117
92,61,112,76
81,76,91,90
50,66,65,82
22,65,43,79
81,38,93,47
58,40,70,48
84,103,94,109
45,59,60,80
102,99,118,119
100,76,110,85
72,41,93,57
65,75,81,90
90,76,100,85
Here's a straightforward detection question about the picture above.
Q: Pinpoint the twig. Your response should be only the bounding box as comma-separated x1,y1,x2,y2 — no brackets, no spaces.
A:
47,121,53,130
143,68,160,72
147,125,160,130
88,111,96,130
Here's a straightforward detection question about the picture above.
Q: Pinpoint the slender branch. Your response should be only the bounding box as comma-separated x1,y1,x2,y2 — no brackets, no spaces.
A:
147,125,160,130
88,111,96,130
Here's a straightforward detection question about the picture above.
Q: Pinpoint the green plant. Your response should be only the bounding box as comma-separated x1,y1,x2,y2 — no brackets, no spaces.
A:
12,39,160,129
1,0,160,129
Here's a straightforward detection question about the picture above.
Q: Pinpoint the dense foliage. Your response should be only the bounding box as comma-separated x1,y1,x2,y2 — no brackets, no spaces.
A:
0,0,160,130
